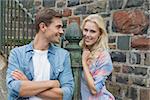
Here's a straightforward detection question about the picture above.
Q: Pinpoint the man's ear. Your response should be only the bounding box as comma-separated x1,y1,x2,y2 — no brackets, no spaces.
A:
39,22,47,32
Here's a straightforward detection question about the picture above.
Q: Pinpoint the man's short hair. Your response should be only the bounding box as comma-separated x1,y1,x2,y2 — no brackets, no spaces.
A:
35,8,62,33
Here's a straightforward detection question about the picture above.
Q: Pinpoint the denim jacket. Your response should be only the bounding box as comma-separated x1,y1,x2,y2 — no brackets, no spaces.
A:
6,42,74,100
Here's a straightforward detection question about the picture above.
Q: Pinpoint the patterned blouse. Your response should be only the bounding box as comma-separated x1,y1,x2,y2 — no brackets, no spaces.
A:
80,50,115,100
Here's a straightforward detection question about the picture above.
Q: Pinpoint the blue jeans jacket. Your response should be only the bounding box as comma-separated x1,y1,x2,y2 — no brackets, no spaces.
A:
6,42,74,100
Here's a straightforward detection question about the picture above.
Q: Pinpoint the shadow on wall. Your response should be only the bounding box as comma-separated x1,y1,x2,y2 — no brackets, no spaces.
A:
0,51,8,100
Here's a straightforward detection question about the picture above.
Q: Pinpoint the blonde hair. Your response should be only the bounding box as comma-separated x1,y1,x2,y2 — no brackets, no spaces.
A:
79,14,109,59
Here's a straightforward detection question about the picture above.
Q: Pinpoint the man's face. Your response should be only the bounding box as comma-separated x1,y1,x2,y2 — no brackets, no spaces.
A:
44,17,64,44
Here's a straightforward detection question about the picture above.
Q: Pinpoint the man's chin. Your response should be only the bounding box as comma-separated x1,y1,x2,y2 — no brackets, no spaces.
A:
52,40,60,44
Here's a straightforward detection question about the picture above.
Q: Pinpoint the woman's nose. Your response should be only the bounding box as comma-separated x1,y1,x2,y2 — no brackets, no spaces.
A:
84,31,90,36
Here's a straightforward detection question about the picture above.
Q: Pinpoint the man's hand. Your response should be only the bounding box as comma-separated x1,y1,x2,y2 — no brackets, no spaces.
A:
52,80,60,88
11,69,28,80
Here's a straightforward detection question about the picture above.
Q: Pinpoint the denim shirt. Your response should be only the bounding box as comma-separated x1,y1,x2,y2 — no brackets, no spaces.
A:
6,42,74,100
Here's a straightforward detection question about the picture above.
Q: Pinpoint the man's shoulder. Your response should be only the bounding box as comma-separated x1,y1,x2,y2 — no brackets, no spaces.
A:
10,44,29,54
53,45,69,54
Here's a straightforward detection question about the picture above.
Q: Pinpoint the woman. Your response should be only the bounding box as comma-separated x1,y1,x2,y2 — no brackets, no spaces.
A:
80,14,115,100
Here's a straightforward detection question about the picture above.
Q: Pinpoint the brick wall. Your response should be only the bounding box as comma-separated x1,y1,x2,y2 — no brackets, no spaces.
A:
33,0,150,100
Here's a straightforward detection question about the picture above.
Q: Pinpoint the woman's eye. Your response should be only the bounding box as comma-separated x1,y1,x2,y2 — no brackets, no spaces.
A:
84,29,88,32
90,30,96,33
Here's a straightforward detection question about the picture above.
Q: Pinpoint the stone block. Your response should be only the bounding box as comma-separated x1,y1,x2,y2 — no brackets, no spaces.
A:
122,65,134,74
134,67,147,76
110,52,126,62
68,17,80,25
116,75,128,84
108,36,116,43
113,65,121,73
129,52,141,64
132,77,147,86
74,6,86,15
57,0,66,8
126,0,145,8
87,0,106,14
131,36,150,49
117,36,130,50
67,0,79,7
140,88,150,100
43,0,55,7
144,53,150,66
113,9,149,34
125,87,138,100
63,8,72,17
109,0,123,10
81,0,93,4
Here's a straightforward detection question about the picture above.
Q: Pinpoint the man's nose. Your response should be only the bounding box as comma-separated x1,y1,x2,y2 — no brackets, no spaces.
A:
59,28,64,34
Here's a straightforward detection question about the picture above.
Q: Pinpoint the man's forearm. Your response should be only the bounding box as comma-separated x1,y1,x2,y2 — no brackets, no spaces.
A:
37,88,63,100
19,80,59,96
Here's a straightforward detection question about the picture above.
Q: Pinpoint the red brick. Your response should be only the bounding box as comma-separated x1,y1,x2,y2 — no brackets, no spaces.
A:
113,10,149,34
131,37,150,49
140,89,150,100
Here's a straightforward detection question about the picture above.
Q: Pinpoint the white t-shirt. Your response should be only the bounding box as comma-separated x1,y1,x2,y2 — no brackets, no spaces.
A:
29,49,51,100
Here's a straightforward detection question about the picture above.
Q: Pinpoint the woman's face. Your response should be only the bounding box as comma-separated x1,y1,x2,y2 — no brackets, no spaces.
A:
83,21,101,47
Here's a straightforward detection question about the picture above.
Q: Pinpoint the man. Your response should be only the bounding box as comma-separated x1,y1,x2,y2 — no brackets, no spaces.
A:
6,8,74,100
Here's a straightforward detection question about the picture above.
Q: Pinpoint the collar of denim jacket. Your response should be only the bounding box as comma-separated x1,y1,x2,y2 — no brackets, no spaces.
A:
25,41,56,55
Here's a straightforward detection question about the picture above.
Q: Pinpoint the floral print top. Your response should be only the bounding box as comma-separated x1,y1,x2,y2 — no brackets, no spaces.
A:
81,50,115,100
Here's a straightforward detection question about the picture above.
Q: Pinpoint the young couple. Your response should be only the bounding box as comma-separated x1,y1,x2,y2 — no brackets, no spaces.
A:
6,8,115,100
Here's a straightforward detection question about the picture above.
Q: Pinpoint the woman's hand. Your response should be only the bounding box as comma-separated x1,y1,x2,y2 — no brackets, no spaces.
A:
82,48,90,61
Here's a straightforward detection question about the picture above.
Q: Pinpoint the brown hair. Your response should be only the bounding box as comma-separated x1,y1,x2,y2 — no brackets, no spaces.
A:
35,8,62,33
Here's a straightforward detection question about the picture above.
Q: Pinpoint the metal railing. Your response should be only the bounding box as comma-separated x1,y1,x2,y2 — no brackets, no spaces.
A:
0,0,35,56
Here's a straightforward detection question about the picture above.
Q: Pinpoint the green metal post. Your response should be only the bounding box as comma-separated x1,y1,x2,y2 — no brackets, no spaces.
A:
64,22,82,100
0,0,2,50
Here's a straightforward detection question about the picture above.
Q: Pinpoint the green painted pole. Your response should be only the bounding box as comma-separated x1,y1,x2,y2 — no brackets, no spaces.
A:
0,0,2,50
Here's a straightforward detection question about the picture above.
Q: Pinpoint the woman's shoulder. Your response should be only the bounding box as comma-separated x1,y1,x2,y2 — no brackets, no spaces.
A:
96,49,110,58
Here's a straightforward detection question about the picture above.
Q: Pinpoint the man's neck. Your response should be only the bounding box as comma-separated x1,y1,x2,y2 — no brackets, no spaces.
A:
33,33,50,50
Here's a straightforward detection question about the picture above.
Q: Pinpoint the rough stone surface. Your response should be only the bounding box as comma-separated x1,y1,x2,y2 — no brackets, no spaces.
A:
81,0,93,4
87,1,107,14
140,89,150,100
144,53,150,66
117,36,130,50
57,0,66,8
131,36,150,49
43,0,56,7
109,0,123,10
125,87,138,100
110,52,126,62
0,53,7,100
62,8,72,17
74,6,86,15
129,52,141,64
126,0,145,8
68,17,80,25
67,0,79,7
113,9,149,34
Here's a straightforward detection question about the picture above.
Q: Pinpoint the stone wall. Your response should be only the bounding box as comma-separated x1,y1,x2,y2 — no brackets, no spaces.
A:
34,0,150,100
0,52,7,100
0,0,149,100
